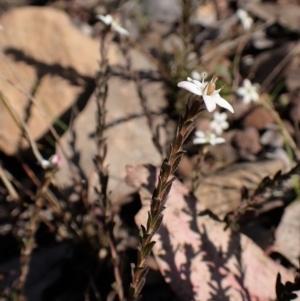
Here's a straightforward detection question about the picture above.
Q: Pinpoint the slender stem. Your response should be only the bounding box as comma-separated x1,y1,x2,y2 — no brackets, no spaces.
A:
129,95,204,300
17,175,52,300
94,30,124,301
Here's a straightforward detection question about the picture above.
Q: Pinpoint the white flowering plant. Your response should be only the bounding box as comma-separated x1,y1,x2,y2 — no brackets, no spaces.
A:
237,79,260,104
97,14,129,36
177,74,234,113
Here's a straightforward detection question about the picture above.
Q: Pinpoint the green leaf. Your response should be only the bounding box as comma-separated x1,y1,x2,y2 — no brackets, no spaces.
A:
141,241,156,259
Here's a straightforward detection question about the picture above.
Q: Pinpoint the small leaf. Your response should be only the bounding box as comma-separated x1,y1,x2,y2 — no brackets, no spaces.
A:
146,211,152,232
160,160,172,184
170,153,183,174
172,133,183,154
134,267,148,283
142,241,156,259
160,181,173,204
139,225,147,239
134,276,146,299
151,198,161,216
151,213,163,234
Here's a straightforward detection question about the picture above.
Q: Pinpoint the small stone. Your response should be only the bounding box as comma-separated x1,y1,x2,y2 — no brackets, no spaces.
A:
243,107,274,130
233,127,262,160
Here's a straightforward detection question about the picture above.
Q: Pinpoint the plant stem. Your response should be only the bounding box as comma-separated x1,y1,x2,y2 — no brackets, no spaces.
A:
129,95,204,301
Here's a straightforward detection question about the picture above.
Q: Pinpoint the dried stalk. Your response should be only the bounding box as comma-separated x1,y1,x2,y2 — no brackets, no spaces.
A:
93,29,124,301
17,173,53,301
129,95,204,301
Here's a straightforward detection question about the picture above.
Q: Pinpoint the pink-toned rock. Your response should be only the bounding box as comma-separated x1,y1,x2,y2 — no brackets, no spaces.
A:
233,127,261,160
243,107,274,131
0,7,121,155
127,164,294,301
55,47,167,203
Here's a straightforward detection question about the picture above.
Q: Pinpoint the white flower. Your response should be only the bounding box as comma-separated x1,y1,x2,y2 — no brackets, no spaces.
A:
193,131,226,145
40,154,62,170
177,74,234,113
209,112,229,135
191,71,201,81
97,14,129,36
237,9,253,31
237,79,259,104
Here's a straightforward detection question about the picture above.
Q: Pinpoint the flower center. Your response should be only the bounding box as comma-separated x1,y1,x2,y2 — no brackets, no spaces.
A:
205,77,218,95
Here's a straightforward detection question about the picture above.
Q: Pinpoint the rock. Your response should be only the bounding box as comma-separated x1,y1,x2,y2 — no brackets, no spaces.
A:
190,2,217,27
142,0,181,23
0,0,31,11
245,2,300,33
260,124,284,148
56,48,167,204
194,159,285,219
243,106,274,130
0,7,121,155
272,201,300,267
128,164,293,301
233,127,261,160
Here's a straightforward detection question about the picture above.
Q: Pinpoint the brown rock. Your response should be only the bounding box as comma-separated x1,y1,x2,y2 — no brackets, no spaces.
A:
195,159,285,219
243,107,274,130
233,127,261,160
0,7,122,155
56,48,167,203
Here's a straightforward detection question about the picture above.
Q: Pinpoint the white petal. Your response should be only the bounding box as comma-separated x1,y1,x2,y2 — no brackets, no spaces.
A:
237,87,246,97
191,71,201,81
210,137,226,145
243,79,252,88
202,94,217,112
40,159,50,169
193,137,207,145
210,126,219,135
250,90,259,101
195,131,205,138
191,79,204,89
113,24,129,36
219,112,228,121
242,94,252,104
177,81,201,95
221,121,229,130
213,112,220,120
237,9,247,20
97,14,113,25
213,94,234,113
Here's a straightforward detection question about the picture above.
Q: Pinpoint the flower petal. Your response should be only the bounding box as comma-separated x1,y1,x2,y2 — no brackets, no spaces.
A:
177,81,201,95
191,71,201,81
202,94,217,112
214,94,234,113
221,121,229,130
193,137,207,145
195,131,205,138
236,87,246,96
113,24,129,36
210,137,226,145
219,112,228,121
97,14,113,25
251,91,259,101
243,79,252,88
